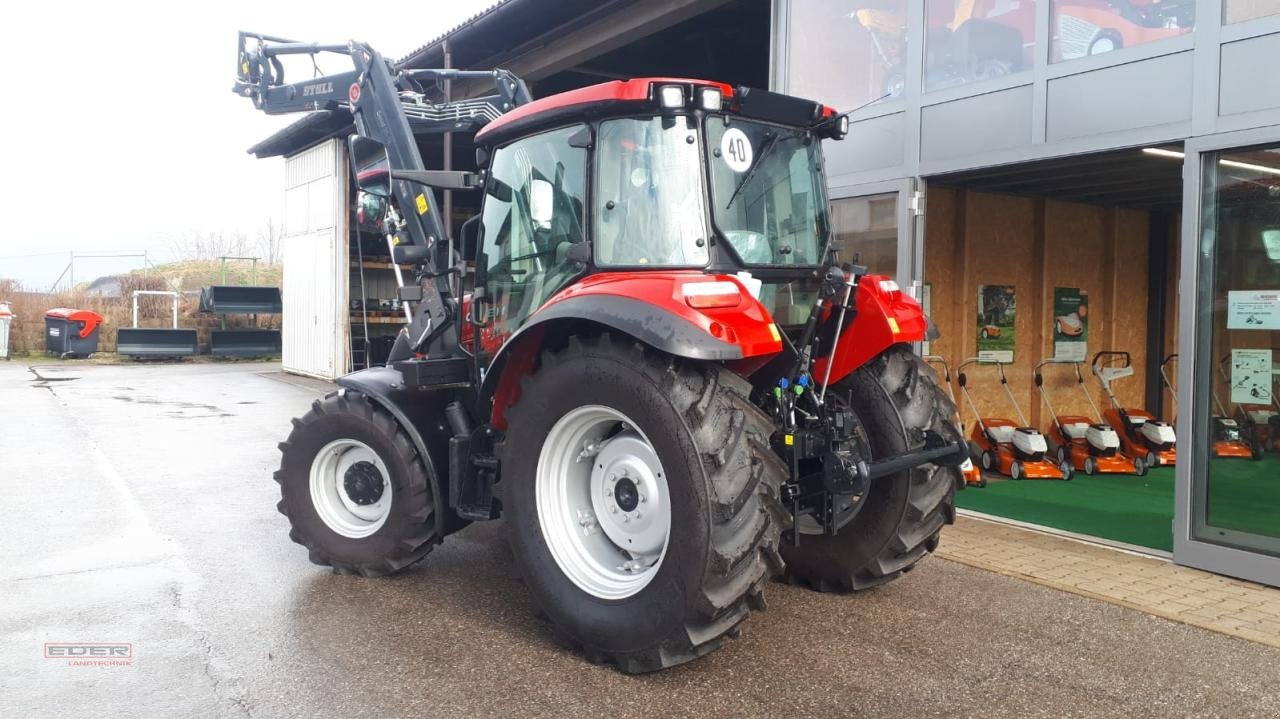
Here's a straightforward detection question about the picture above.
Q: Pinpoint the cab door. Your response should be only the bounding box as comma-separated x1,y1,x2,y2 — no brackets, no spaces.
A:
474,125,589,367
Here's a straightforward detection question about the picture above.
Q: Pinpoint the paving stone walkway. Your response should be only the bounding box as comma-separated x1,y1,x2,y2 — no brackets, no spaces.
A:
937,514,1280,649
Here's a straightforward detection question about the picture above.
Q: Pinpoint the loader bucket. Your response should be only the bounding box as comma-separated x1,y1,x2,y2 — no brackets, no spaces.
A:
116,328,199,358
210,329,281,357
199,286,283,314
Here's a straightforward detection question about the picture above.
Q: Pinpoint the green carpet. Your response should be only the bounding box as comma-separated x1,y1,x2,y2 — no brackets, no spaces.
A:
954,456,1280,553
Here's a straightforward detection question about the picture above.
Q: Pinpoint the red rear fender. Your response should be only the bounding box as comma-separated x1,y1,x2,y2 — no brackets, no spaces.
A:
482,271,785,428
538,272,785,360
811,275,929,384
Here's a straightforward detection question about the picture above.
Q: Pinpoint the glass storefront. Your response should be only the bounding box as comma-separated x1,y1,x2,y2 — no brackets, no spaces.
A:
1050,0,1194,62
1193,143,1280,557
829,193,898,277
924,0,1036,91
789,0,910,107
1223,0,1280,24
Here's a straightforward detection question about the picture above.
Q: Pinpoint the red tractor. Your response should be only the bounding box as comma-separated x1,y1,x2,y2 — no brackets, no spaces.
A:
235,33,965,673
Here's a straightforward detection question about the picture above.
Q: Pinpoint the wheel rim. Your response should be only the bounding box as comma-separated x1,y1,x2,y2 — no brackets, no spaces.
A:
536,405,671,600
309,438,393,539
1091,37,1116,54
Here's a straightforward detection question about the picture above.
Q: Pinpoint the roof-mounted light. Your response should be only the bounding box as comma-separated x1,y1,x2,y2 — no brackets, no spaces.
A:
699,87,722,111
836,115,849,138
658,84,685,109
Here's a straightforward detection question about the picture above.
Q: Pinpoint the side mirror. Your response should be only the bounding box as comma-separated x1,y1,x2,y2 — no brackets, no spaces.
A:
349,135,391,197
460,215,481,262
530,178,553,229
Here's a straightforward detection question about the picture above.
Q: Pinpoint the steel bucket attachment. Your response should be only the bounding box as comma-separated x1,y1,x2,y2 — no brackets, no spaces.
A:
199,286,283,314
210,329,281,357
117,328,198,358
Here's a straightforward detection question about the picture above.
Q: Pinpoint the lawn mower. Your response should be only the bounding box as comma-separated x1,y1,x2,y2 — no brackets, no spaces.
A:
1219,353,1280,455
1162,353,1256,460
925,355,987,488
1034,359,1144,476
956,358,1071,481
1091,351,1176,467
234,32,966,672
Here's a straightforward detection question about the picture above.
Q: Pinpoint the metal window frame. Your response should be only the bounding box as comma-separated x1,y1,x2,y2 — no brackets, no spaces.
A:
1175,123,1280,586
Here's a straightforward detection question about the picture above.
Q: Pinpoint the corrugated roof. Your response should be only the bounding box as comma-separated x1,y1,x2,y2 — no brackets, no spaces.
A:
396,0,514,65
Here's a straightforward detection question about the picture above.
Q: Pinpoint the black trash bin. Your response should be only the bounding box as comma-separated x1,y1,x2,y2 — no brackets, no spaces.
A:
45,308,104,358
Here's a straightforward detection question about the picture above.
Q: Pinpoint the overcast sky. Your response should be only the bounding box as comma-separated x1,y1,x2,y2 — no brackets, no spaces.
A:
0,0,492,289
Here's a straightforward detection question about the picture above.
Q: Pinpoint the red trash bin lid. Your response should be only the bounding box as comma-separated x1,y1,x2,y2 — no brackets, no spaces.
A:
45,308,104,338
0,302,12,318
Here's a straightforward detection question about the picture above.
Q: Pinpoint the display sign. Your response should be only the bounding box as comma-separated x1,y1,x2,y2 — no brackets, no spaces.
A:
1052,287,1089,362
1230,349,1273,405
977,284,1016,363
1227,290,1280,330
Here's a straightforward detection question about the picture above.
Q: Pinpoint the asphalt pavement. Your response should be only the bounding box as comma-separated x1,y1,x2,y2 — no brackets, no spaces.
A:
2,360,1278,718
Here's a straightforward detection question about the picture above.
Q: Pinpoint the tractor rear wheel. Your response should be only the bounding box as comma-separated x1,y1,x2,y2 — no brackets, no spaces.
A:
274,392,440,577
781,345,959,593
499,335,787,673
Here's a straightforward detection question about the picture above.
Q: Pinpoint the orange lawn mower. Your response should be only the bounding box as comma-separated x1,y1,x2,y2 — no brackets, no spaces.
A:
1090,351,1177,468
1161,353,1256,460
925,355,987,488
1216,354,1274,459
957,358,1072,481
1034,359,1145,476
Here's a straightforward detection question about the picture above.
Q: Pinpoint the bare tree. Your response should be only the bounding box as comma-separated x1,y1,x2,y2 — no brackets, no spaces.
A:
169,230,254,262
256,219,282,264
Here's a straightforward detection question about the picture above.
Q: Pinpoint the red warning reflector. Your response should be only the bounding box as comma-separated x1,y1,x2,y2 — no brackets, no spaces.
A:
349,83,361,104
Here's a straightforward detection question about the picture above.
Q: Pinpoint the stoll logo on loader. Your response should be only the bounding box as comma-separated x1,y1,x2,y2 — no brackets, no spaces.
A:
44,643,133,667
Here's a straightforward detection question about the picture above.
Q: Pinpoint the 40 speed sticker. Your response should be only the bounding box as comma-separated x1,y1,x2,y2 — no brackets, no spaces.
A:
720,127,753,172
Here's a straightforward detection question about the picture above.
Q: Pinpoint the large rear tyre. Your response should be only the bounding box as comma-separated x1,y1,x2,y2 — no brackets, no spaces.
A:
780,346,959,593
274,392,440,577
499,335,787,673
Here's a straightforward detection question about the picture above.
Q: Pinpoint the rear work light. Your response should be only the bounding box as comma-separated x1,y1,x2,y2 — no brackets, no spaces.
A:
658,85,685,108
683,281,742,309
699,87,722,111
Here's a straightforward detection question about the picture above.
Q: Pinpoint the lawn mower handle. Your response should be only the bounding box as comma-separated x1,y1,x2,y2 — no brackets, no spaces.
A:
1091,350,1131,368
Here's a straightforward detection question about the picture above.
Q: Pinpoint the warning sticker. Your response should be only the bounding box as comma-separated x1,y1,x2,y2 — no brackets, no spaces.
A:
1228,290,1280,330
1230,349,1273,404
720,128,753,172
415,193,428,215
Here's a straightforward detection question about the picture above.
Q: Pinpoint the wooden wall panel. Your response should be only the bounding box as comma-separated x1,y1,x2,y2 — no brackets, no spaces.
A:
924,187,959,361
1161,214,1181,417
923,190,1163,434
1109,208,1151,411
960,191,1037,424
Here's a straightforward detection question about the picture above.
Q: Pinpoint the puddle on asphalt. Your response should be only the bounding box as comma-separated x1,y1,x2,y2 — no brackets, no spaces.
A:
110,394,234,418
27,366,81,388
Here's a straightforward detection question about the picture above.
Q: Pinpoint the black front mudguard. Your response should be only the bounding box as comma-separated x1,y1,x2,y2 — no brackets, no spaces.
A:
337,365,468,536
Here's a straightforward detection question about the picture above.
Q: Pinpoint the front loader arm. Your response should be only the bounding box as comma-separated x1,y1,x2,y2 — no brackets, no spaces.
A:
233,31,529,355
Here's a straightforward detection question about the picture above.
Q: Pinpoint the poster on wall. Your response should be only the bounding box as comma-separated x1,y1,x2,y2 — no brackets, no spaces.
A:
1227,290,1280,330
1052,287,1089,362
1230,349,1273,404
977,285,1016,363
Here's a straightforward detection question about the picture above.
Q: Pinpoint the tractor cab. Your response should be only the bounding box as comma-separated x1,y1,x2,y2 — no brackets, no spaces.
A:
354,78,850,360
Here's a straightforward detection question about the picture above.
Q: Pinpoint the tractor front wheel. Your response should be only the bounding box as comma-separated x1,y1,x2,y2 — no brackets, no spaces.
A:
499,335,787,673
274,392,440,576
780,345,959,593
